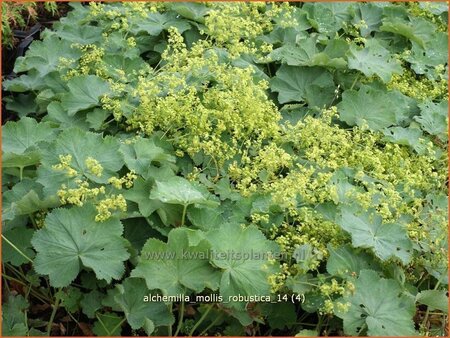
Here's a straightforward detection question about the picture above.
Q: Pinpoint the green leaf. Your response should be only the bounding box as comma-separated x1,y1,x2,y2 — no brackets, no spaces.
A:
37,128,124,192
269,37,347,69
122,177,156,217
414,100,448,142
4,94,38,117
260,302,297,330
132,12,190,36
131,227,220,295
335,270,416,336
31,205,129,287
2,295,29,336
108,278,174,330
119,138,176,177
2,117,56,155
353,3,383,37
44,101,90,129
2,151,42,170
206,223,279,302
326,244,379,278
2,179,59,220
382,127,427,153
80,290,104,319
347,39,402,82
61,75,111,116
302,293,326,313
57,287,82,313
86,108,110,130
337,208,412,264
380,17,436,48
150,177,218,207
53,24,103,44
416,290,448,314
3,71,43,92
293,244,315,271
286,273,314,295
337,85,414,130
167,2,210,22
295,329,319,337
14,35,80,76
2,227,35,266
303,3,353,36
406,32,447,78
92,313,123,336
418,2,448,15
187,207,223,231
270,65,335,108
123,219,157,255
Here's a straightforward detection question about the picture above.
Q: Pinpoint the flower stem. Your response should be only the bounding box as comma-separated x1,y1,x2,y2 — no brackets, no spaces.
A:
174,298,185,336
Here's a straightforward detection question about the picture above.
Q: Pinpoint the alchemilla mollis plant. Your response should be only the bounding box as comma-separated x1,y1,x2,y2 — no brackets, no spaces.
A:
2,1,448,336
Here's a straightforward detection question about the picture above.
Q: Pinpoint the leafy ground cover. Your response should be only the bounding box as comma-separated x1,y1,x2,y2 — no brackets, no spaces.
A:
1,1,449,336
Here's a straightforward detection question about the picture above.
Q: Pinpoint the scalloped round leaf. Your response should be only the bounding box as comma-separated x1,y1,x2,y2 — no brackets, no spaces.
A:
337,85,415,130
335,270,416,336
61,75,111,116
109,278,174,330
206,223,280,302
31,205,129,287
150,177,218,207
119,138,176,177
347,39,402,82
270,65,335,108
2,117,57,155
337,208,412,264
37,128,124,192
131,227,220,295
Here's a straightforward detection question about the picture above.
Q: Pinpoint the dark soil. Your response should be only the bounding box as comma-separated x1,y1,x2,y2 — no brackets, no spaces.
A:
2,2,71,77
2,2,72,124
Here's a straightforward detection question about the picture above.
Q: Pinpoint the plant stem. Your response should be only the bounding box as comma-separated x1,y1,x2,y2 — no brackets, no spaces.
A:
168,303,173,336
423,280,443,329
198,313,224,336
2,234,33,263
350,74,360,90
110,318,126,335
357,323,367,335
47,288,62,336
188,303,214,336
174,299,185,337
181,204,188,227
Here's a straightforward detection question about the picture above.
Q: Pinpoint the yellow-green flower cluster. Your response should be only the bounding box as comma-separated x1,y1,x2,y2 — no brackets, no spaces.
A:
318,280,353,315
85,157,103,177
89,1,161,21
270,209,347,265
279,110,445,212
127,29,282,172
203,2,295,57
34,210,48,229
101,96,123,121
319,279,345,297
268,262,293,293
57,180,105,207
387,68,447,101
405,2,447,32
250,213,270,226
229,143,292,195
52,154,78,177
342,20,368,44
95,194,127,222
107,171,137,189
63,44,106,80
267,166,334,209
